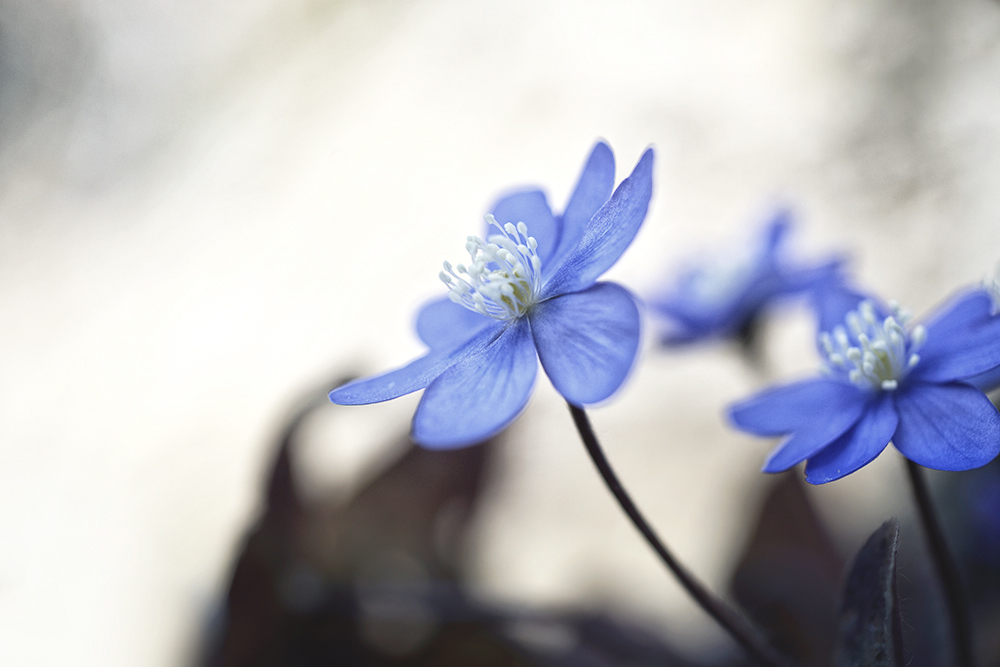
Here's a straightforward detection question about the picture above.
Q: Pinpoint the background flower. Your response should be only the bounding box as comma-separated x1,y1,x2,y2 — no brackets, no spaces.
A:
331,143,654,449
649,211,844,348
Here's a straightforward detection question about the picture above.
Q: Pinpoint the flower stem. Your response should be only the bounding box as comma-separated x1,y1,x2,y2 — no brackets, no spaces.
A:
905,459,975,667
567,404,793,667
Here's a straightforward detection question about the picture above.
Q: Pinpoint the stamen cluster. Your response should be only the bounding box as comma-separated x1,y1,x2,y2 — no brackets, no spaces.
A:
820,299,926,391
440,215,543,320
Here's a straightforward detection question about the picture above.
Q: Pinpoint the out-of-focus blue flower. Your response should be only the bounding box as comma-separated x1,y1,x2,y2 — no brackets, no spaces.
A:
729,285,1000,484
330,143,654,449
649,211,844,346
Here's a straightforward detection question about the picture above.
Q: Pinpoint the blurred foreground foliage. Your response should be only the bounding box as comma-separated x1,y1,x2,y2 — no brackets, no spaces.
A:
197,387,1000,667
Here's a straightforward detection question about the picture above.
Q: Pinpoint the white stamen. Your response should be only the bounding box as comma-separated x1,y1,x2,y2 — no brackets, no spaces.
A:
818,299,926,392
440,214,544,320
835,328,850,348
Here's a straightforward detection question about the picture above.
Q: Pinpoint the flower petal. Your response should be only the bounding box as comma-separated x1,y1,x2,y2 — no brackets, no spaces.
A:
329,322,503,405
728,378,868,436
762,407,870,473
529,282,640,405
541,148,654,298
412,319,537,449
415,296,492,351
892,382,1000,470
803,393,898,484
811,284,880,337
909,289,1000,383
778,258,846,296
762,209,792,255
490,189,559,264
549,141,615,271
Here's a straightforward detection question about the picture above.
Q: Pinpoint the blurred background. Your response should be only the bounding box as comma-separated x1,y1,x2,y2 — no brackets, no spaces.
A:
1,0,999,664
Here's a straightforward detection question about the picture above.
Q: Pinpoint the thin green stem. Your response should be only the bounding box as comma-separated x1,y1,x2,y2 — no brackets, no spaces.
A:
568,403,793,667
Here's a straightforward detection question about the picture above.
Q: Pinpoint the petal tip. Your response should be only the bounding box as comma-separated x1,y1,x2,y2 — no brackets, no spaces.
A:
803,469,841,485
761,455,795,475
591,139,614,162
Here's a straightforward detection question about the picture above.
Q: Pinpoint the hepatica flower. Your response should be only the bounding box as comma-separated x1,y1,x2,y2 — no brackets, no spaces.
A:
729,285,1000,483
330,143,654,448
650,211,843,346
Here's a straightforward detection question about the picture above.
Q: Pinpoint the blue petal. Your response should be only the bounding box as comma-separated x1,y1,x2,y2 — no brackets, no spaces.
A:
412,319,537,449
548,142,615,272
762,209,792,255
778,258,846,296
529,282,640,405
329,322,503,405
892,382,1000,470
909,289,1000,383
811,283,879,336
490,189,559,264
762,405,870,473
541,148,654,298
415,296,492,351
728,378,868,436
803,394,898,484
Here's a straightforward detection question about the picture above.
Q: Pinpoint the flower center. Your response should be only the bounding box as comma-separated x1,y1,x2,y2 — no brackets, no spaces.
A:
819,299,926,391
439,214,543,320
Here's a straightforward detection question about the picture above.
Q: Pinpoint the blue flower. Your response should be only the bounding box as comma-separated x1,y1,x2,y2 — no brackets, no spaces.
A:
330,142,654,449
649,211,843,346
729,284,1000,484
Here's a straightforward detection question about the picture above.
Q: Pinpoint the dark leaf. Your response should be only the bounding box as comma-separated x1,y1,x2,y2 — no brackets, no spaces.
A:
200,381,507,666
835,520,903,667
730,473,844,667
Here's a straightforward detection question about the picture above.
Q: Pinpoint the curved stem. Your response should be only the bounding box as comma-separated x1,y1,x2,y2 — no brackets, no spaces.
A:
905,459,975,667
568,404,793,667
